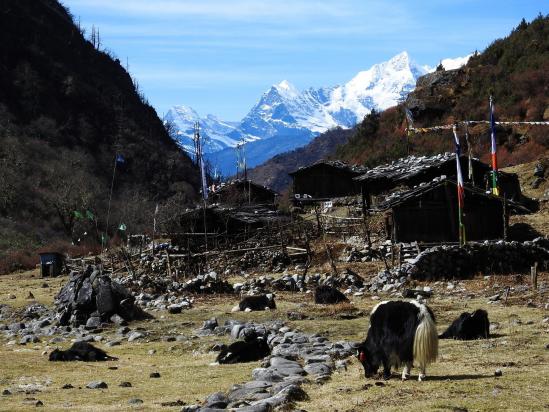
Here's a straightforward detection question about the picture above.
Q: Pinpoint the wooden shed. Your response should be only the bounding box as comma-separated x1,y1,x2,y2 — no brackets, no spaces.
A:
39,252,64,277
289,161,367,202
377,177,529,243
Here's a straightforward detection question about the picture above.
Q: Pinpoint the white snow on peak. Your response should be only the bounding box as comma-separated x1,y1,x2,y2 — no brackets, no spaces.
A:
424,54,472,72
441,54,472,70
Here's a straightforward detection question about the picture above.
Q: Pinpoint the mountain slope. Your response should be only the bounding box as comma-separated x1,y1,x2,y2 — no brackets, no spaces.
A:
336,14,549,169
0,0,200,268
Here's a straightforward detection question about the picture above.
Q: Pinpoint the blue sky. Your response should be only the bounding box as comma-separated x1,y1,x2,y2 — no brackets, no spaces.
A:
63,0,546,121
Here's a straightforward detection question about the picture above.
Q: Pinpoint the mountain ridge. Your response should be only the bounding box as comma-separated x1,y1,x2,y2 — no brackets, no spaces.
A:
166,51,469,176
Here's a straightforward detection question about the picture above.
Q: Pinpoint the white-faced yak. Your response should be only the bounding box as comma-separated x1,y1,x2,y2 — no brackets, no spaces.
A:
314,285,349,304
49,342,118,362
232,294,276,312
356,300,438,381
439,309,490,340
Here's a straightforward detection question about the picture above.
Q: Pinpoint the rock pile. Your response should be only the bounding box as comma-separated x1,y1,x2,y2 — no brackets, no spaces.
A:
370,238,549,291
118,271,233,297
234,269,365,296
187,320,356,411
55,266,149,328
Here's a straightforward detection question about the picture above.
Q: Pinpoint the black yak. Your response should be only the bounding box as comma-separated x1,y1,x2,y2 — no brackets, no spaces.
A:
356,300,438,381
232,294,276,312
439,309,490,340
314,285,349,304
215,331,270,364
49,341,118,362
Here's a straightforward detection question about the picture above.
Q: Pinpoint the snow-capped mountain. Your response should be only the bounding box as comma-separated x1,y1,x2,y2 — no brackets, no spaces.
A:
164,105,245,154
165,51,469,176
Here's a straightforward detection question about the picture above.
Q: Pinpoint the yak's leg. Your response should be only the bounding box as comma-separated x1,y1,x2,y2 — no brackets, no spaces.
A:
418,365,426,382
401,362,412,381
382,360,392,380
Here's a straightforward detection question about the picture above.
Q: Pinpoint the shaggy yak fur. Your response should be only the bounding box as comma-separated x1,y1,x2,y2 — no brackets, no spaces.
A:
232,294,276,312
439,309,490,340
216,332,270,364
49,342,118,362
356,300,438,382
314,285,349,304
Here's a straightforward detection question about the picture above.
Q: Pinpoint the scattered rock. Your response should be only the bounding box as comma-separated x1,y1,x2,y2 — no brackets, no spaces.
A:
128,398,143,405
149,372,161,378
494,369,503,377
127,331,146,342
119,382,132,387
2,389,12,395
61,384,74,389
86,381,108,389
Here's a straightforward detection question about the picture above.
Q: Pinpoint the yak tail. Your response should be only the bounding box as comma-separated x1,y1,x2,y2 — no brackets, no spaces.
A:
413,304,438,369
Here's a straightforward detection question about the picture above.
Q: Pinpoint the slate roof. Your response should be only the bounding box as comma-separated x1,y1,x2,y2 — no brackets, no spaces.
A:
353,153,486,183
289,160,368,176
375,176,530,214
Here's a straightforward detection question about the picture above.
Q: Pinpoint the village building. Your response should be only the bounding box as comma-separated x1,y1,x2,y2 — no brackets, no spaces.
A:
178,204,288,238
289,161,367,203
210,179,278,206
353,153,523,208
375,176,530,243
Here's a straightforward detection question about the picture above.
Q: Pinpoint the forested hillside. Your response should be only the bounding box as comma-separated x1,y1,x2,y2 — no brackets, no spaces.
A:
0,0,200,272
337,14,549,167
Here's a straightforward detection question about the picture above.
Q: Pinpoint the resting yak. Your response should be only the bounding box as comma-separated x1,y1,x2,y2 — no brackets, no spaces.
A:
232,294,276,312
439,309,490,340
215,331,270,364
314,285,349,304
49,342,118,362
356,300,438,381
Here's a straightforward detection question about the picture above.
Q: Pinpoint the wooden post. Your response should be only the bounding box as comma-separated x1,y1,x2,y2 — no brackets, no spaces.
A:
531,262,538,290
503,194,508,241
165,251,173,280
324,240,338,276
314,204,322,236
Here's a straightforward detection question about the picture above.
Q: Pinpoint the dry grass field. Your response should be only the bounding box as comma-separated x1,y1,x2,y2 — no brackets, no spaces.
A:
0,269,548,412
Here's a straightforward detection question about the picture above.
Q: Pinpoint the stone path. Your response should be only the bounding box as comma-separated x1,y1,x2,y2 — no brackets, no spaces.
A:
185,320,355,411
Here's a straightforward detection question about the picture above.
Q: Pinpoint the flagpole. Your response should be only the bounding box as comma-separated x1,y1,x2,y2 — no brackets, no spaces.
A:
195,122,209,252
104,154,118,250
489,96,499,195
453,125,466,246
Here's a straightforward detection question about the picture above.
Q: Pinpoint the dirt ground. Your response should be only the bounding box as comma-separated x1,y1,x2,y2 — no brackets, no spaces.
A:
0,267,548,412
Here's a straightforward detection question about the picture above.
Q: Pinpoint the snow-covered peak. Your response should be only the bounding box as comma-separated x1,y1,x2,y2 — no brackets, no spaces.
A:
168,105,200,122
273,80,300,99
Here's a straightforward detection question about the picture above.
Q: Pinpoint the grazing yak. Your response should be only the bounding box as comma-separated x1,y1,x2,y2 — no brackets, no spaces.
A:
314,285,349,305
356,300,438,381
215,331,270,364
232,294,276,312
49,342,118,362
439,309,490,340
